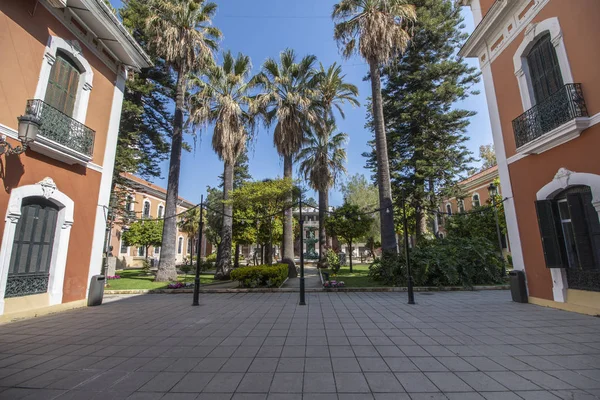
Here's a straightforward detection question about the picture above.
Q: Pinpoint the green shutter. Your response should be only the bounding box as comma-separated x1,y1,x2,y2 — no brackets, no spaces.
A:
568,192,600,270
44,53,79,116
535,200,567,268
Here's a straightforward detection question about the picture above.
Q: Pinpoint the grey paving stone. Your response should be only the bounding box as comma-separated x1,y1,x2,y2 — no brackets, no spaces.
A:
455,372,507,392
249,358,279,373
445,393,486,400
515,371,576,390
266,394,301,400
269,373,303,393
384,357,419,372
408,393,450,399
334,372,371,393
170,372,214,392
281,346,305,358
412,358,449,372
220,358,253,373
364,372,404,393
358,357,391,372
395,372,439,393
480,392,522,400
138,372,186,392
301,395,337,400
329,346,355,358
303,373,335,393
514,391,563,399
373,394,411,400
436,357,477,372
236,373,273,393
204,372,244,393
331,357,361,373
304,358,332,373
425,372,472,392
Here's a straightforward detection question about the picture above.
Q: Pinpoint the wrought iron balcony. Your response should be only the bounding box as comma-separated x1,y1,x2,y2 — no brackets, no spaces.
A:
25,99,95,157
512,83,588,149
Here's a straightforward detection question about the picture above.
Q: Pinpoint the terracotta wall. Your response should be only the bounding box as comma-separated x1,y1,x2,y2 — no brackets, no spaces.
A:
508,124,600,300
0,2,117,166
479,0,497,18
490,0,600,159
0,3,117,303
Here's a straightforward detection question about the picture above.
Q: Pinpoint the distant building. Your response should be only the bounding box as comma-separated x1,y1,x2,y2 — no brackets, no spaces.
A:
0,1,150,317
109,173,211,268
461,0,600,314
436,166,510,254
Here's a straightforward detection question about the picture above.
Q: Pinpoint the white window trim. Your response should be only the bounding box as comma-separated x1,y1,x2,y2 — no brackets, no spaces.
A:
142,199,151,218
513,17,573,111
178,236,184,255
445,203,453,215
119,235,129,255
536,168,600,303
472,193,481,208
34,36,94,125
0,178,74,315
458,199,466,213
157,203,165,219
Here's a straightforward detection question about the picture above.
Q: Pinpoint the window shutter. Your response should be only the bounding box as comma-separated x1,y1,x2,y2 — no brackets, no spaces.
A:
569,192,600,270
535,200,566,268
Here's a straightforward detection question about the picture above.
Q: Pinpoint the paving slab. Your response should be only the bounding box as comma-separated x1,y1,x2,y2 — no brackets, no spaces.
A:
0,291,598,399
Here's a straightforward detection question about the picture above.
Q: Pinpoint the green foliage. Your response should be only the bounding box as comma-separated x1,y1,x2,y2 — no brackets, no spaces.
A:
141,259,152,275
364,0,480,240
325,250,341,274
122,220,163,260
206,253,217,263
445,202,506,246
479,144,497,170
326,203,374,246
342,174,380,243
230,264,288,288
369,237,503,288
205,186,224,246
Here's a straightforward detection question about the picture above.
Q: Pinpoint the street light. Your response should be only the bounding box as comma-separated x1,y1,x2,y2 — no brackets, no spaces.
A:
298,197,306,306
0,114,40,156
402,191,415,305
192,195,204,306
488,183,506,277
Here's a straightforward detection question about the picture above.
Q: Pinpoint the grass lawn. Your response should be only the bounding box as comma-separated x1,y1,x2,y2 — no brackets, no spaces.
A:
325,264,387,288
106,269,216,290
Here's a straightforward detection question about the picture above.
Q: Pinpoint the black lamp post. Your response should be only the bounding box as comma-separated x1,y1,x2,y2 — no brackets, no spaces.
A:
402,191,415,305
299,197,306,306
488,183,506,277
192,195,204,306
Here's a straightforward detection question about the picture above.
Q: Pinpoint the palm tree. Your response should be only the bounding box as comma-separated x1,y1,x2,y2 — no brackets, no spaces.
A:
315,62,359,247
297,120,347,266
146,0,221,281
189,51,256,279
178,207,201,263
317,62,360,121
332,0,416,253
255,49,320,262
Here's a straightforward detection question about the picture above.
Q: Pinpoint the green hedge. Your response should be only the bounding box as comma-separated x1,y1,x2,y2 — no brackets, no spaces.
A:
230,264,288,288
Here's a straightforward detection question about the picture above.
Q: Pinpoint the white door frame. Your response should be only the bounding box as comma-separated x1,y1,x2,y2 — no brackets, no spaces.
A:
0,178,74,315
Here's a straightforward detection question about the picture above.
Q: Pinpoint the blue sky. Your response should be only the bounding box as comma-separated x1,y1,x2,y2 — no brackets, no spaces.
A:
109,0,492,206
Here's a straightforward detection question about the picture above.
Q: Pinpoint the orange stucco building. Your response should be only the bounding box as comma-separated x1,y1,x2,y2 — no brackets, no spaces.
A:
0,1,150,318
461,0,600,314
109,173,211,269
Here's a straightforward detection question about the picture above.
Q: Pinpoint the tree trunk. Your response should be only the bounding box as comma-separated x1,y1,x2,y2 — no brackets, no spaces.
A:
318,189,328,268
190,234,194,265
325,192,333,249
156,67,185,282
282,155,294,261
234,243,240,268
369,60,398,254
215,161,234,279
349,240,353,272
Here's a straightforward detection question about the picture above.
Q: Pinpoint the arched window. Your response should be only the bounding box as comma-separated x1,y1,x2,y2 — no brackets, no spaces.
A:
446,203,452,216
158,205,164,219
187,239,192,254
472,193,481,208
44,50,81,117
143,201,151,219
527,33,564,105
120,237,128,255
154,246,160,255
6,197,59,298
138,247,145,257
458,199,465,213
126,196,134,212
178,237,183,254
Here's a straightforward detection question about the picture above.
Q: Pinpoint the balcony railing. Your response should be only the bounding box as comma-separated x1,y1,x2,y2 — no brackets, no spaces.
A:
26,99,95,157
512,83,588,149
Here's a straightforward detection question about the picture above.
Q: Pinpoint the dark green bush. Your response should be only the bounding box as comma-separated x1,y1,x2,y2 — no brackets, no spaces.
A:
230,264,288,288
206,253,217,263
369,237,503,288
326,250,341,274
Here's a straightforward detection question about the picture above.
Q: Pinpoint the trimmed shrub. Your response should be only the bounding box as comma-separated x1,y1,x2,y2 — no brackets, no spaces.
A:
230,264,288,288
369,237,503,288
206,253,217,263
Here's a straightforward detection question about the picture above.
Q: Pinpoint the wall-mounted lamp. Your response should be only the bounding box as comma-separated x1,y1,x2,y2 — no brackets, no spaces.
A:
0,114,40,156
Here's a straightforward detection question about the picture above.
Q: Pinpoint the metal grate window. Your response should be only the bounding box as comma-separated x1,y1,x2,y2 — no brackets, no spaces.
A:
527,33,564,105
6,198,59,298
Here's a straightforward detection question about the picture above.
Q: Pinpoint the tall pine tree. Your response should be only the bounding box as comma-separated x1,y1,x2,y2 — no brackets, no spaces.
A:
365,0,478,242
110,0,173,217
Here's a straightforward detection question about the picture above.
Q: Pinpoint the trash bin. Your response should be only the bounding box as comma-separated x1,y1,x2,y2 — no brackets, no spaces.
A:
88,275,105,306
509,270,528,303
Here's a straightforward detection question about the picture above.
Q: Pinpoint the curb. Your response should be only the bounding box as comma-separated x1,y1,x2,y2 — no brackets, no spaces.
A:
105,285,510,294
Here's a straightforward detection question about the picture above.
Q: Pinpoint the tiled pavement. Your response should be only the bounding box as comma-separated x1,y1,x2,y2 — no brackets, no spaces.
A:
0,291,599,400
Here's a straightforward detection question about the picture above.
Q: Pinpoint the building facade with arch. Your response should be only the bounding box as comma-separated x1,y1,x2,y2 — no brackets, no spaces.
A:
109,173,212,269
0,1,150,317
461,0,600,314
